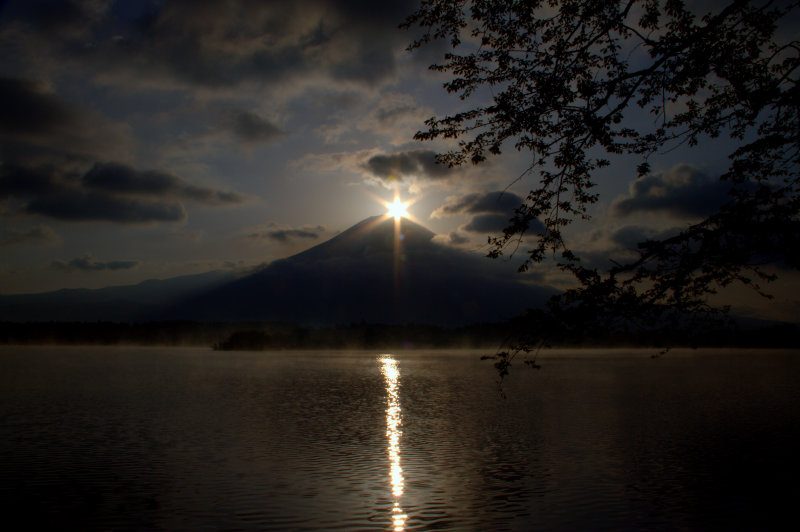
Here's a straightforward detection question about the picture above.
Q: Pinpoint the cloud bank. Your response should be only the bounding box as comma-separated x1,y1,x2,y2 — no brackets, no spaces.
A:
432,191,524,219
0,78,246,223
362,149,454,182
432,191,545,240
613,164,733,219
0,77,131,162
1,162,244,223
1,0,418,91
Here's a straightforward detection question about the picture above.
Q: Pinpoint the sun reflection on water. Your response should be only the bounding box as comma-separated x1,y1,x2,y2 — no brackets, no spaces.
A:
380,354,407,531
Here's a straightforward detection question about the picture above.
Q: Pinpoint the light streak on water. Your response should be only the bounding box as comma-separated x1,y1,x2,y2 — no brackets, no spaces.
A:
379,354,407,531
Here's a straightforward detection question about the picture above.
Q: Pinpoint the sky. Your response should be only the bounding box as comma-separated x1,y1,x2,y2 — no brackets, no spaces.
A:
0,0,797,322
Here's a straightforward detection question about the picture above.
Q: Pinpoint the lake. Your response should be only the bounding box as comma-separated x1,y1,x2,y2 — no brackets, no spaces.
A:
1,346,798,530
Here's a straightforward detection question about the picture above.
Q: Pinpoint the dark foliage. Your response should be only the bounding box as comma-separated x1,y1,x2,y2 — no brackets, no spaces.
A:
404,0,800,359
0,321,509,350
2,320,795,351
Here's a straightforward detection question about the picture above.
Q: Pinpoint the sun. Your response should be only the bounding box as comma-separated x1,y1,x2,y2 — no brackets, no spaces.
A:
386,197,409,220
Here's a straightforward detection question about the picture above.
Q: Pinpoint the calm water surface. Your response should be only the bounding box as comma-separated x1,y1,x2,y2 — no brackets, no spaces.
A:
1,346,799,530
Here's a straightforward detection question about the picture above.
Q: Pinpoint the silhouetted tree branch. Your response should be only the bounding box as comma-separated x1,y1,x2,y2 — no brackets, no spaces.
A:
404,0,799,362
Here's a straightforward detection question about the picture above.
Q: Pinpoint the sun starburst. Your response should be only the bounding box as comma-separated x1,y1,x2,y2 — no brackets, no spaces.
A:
386,197,409,220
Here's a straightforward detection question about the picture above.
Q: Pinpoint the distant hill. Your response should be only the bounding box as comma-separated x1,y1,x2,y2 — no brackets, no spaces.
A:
0,270,235,322
0,215,555,326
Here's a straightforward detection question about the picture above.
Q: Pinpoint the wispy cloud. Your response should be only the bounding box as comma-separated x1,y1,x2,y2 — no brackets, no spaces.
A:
220,110,284,144
245,223,328,243
0,224,59,246
51,254,140,272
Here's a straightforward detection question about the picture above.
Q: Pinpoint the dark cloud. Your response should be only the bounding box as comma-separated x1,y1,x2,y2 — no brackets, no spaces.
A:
432,191,524,217
83,163,245,205
577,220,794,279
375,105,419,125
0,77,245,224
613,164,733,219
461,213,545,234
2,0,109,38
0,77,130,162
0,161,243,223
0,163,63,198
26,189,187,222
462,213,513,233
0,77,79,138
51,254,140,272
1,224,59,246
221,110,283,143
431,190,544,235
82,164,179,195
363,150,452,180
440,231,470,245
0,79,243,223
1,0,417,90
247,225,327,243
558,225,688,275
609,225,683,250
610,225,656,250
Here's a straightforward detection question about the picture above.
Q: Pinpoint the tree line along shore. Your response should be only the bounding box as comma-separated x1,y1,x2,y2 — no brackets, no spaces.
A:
1,319,797,350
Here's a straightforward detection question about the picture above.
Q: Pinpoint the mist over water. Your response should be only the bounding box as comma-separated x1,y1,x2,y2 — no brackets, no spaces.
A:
1,347,798,530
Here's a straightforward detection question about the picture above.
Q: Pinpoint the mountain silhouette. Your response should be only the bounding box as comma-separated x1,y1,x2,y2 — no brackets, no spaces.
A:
164,215,554,326
0,215,554,325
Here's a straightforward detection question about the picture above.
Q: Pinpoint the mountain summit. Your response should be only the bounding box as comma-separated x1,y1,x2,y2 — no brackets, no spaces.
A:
290,215,436,262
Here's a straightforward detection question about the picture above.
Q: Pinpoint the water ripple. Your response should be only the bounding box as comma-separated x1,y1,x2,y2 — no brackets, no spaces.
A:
1,347,799,530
